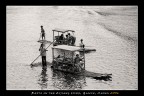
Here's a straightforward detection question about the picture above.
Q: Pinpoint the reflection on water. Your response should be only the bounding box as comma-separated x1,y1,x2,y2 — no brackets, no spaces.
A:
38,67,48,90
33,62,112,90
36,65,87,90
51,70,86,90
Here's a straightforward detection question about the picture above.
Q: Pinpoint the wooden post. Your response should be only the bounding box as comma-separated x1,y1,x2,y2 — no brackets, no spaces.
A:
72,51,74,73
52,48,54,62
72,52,74,63
58,32,59,44
83,48,85,70
64,50,65,60
63,50,65,71
53,30,54,46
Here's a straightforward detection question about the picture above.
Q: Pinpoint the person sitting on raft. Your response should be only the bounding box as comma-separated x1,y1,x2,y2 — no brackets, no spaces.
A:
67,33,76,46
74,54,83,71
56,55,64,62
59,34,65,44
65,35,69,45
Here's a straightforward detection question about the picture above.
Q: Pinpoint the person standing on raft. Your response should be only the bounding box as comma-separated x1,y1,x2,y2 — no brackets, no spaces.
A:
39,43,48,67
40,25,45,40
79,39,85,48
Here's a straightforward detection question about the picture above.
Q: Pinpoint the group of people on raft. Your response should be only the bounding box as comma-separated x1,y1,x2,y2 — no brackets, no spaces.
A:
55,53,84,72
57,33,85,48
58,33,76,46
39,25,85,70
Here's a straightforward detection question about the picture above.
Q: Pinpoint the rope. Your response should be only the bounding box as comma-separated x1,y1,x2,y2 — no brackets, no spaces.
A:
30,40,55,66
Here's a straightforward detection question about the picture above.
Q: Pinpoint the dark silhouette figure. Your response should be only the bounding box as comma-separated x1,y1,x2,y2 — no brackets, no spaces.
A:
41,25,45,40
59,34,64,44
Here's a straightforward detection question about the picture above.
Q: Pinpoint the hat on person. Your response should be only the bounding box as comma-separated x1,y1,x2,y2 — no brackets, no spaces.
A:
41,25,43,27
80,39,83,41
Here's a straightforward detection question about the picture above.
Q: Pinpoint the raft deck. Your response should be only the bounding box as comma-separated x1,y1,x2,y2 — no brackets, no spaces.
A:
37,40,52,44
53,45,96,52
79,48,96,52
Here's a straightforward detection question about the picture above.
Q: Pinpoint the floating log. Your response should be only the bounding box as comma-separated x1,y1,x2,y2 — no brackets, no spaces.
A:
82,70,112,81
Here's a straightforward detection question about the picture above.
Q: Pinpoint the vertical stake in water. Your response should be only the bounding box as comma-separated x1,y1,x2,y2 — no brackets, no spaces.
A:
53,30,54,46
84,46,85,70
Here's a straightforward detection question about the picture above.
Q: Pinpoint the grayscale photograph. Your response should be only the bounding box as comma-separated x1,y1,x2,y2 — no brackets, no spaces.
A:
6,6,138,90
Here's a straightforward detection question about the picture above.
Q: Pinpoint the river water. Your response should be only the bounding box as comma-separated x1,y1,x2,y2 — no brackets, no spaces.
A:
6,6,138,90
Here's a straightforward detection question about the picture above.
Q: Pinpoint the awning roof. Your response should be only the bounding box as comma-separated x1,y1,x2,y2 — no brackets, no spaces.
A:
52,45,84,52
52,28,75,33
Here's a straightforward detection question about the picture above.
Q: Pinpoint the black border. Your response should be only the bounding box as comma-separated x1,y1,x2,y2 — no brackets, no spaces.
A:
5,0,138,5
3,0,141,96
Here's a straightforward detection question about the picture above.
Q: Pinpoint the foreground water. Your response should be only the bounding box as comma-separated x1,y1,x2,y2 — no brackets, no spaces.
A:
6,6,138,90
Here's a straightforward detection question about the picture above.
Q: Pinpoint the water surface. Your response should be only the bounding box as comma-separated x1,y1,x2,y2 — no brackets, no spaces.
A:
7,6,138,90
